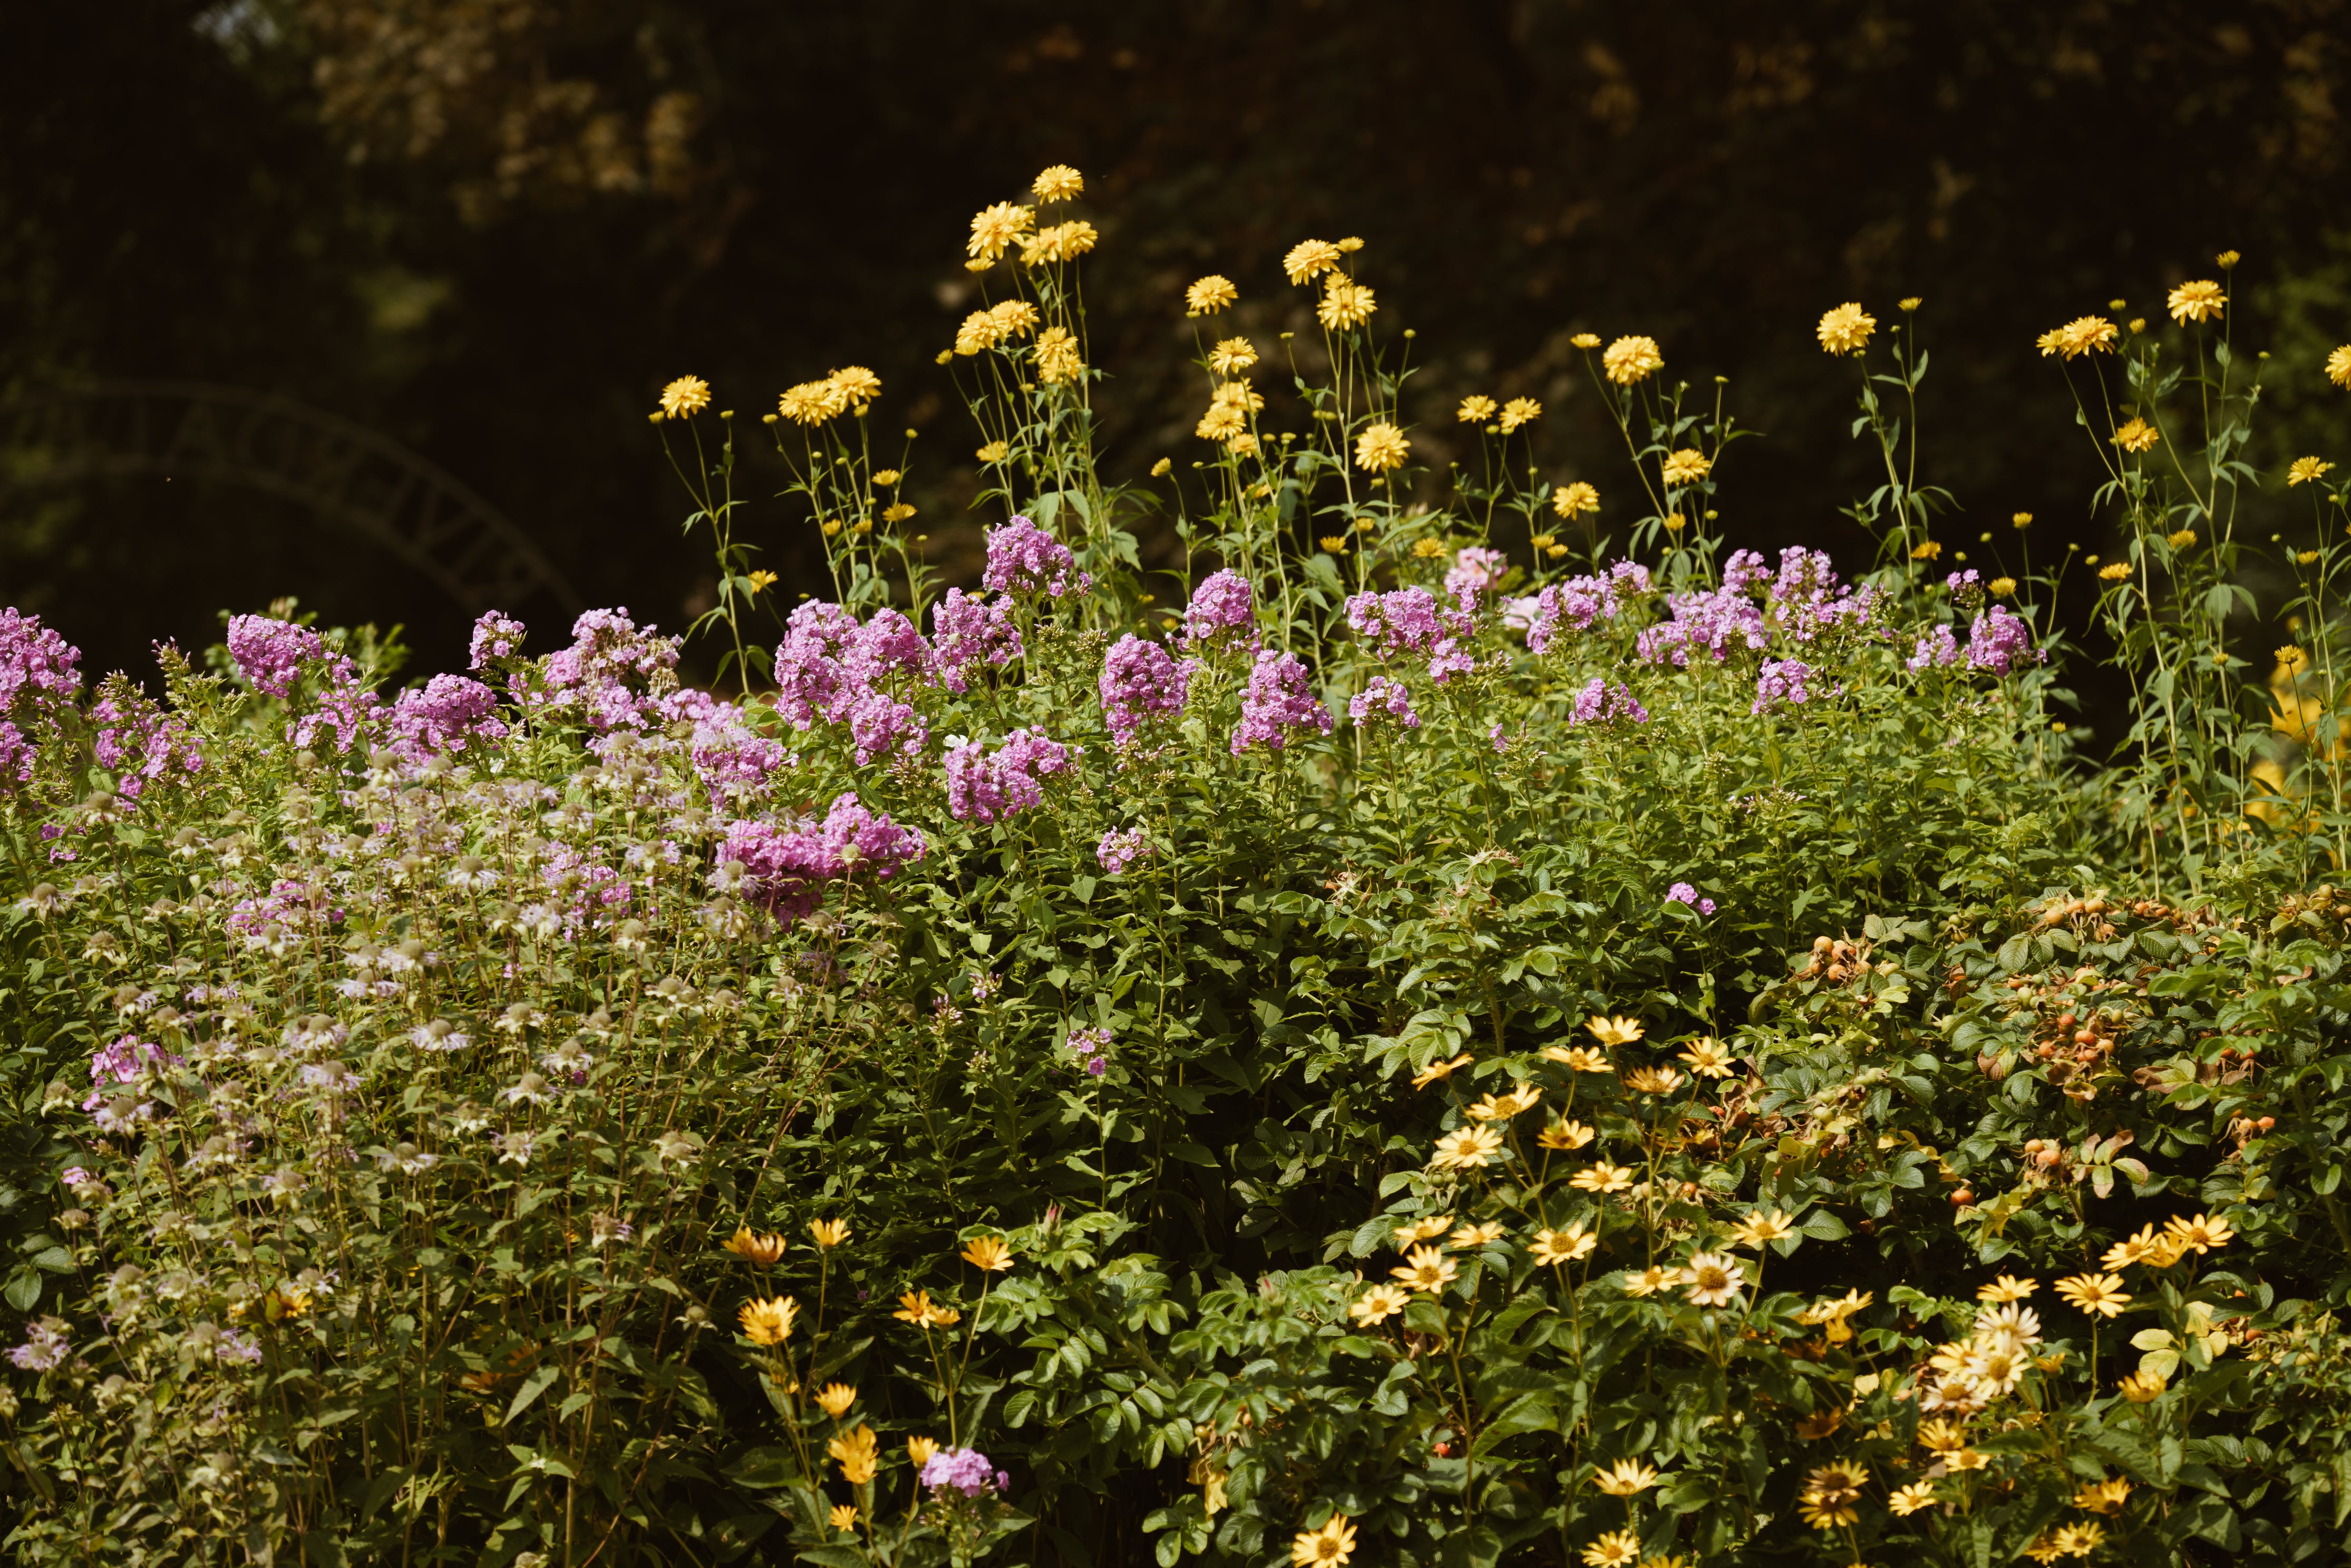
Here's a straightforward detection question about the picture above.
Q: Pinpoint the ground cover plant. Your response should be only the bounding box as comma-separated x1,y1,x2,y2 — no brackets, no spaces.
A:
7,170,2351,1568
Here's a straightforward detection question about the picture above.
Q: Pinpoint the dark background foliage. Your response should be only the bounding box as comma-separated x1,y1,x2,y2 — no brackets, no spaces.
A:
5,0,2349,684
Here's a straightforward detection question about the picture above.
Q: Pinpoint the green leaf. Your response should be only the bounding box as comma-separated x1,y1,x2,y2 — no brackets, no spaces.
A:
504,1365,560,1426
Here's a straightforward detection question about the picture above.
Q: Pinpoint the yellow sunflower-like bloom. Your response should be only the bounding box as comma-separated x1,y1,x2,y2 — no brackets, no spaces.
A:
908,1436,940,1466
1570,332,1602,349
827,1423,880,1485
2073,1477,2131,1514
1354,422,1411,472
1499,396,1543,433
2168,279,2226,324
815,1382,857,1418
1348,1283,1411,1326
1623,1066,1685,1096
883,503,917,524
960,1235,1015,1272
1186,275,1238,316
1031,164,1084,203
2165,1213,2233,1254
2165,528,2196,550
1390,1245,1459,1292
2117,1369,2167,1402
872,468,901,486
2053,1522,2107,1557
1212,379,1266,413
1284,239,1343,285
658,375,712,421
2112,417,2159,453
1677,1038,1734,1078
1591,1459,1659,1497
1411,1052,1473,1089
780,381,849,425
828,1504,859,1532
1889,1481,1939,1516
954,310,1005,357
1816,303,1876,356
1429,1124,1504,1171
746,570,778,595
1537,1118,1596,1151
1211,338,1258,376
1532,1225,1597,1265
1570,1163,1635,1194
1977,1274,2038,1302
1602,335,1664,385
968,202,1035,261
1911,539,1943,560
739,1295,798,1346
1988,576,2017,597
2328,346,2351,388
2289,456,2334,486
2054,1272,2132,1318
1730,1210,1794,1248
1798,1496,1858,1530
1451,1221,1506,1249
1660,449,1711,487
1553,481,1601,519
1458,395,1498,423
1620,1265,1675,1297
1035,326,1085,385
1319,279,1377,330
1196,403,1248,443
2037,315,2119,359
1023,220,1099,266
827,365,882,410
1289,1514,1356,1567
1587,1014,1644,1046
1681,1251,1745,1307
892,1290,961,1329
722,1225,787,1265
1411,538,1449,559
1393,1215,1454,1245
1581,1530,1641,1567
975,440,1010,464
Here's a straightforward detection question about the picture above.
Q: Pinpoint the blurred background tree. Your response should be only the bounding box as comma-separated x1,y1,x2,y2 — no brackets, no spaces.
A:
4,0,2347,685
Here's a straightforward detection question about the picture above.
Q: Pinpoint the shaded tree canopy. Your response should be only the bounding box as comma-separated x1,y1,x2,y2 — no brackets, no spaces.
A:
5,0,2347,683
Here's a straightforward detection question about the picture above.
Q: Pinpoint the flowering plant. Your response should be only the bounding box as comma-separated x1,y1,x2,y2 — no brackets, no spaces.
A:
4,181,2350,1568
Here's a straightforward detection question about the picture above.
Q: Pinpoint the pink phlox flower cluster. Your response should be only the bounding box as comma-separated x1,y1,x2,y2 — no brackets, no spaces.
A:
90,684,203,798
1231,649,1332,755
284,651,383,755
1767,547,1840,606
945,728,1072,824
982,515,1092,598
773,602,930,763
1349,675,1420,730
0,609,81,722
1667,882,1718,916
931,589,1022,692
540,609,683,732
1066,1026,1111,1078
1637,585,1770,667
1752,658,1817,714
920,1446,1009,1497
658,688,793,806
1721,549,1774,597
84,1034,174,1114
226,614,324,698
542,844,633,936
1908,624,1962,670
1183,569,1257,648
1095,826,1151,874
1568,678,1649,726
227,879,340,948
1526,561,1651,653
387,674,508,759
1946,569,1985,608
469,610,528,669
1427,637,1480,685
1099,635,1193,748
1967,606,2042,675
721,793,925,921
1444,545,1511,610
1345,588,1447,658
844,608,934,686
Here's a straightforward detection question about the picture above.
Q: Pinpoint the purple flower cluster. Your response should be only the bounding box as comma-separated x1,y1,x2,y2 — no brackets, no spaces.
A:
386,675,508,759
721,793,926,921
469,610,528,669
1946,569,1985,609
773,602,929,765
1095,826,1151,874
1348,675,1421,731
1444,545,1511,609
1099,635,1193,748
1231,650,1332,755
226,615,323,698
931,589,1023,692
920,1446,1009,1497
226,879,340,948
1752,658,1816,715
1184,569,1257,648
945,728,1072,824
538,609,684,733
1966,606,2041,675
1526,562,1651,652
1567,678,1649,726
1066,1026,1111,1077
1637,585,1770,667
982,515,1092,598
1667,882,1718,916
1345,588,1446,658
0,609,82,783
91,684,203,798
1908,625,1961,670
655,687,794,806
84,1034,172,1114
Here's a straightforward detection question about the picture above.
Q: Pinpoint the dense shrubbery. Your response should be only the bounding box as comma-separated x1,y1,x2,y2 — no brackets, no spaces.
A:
7,170,2351,1568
